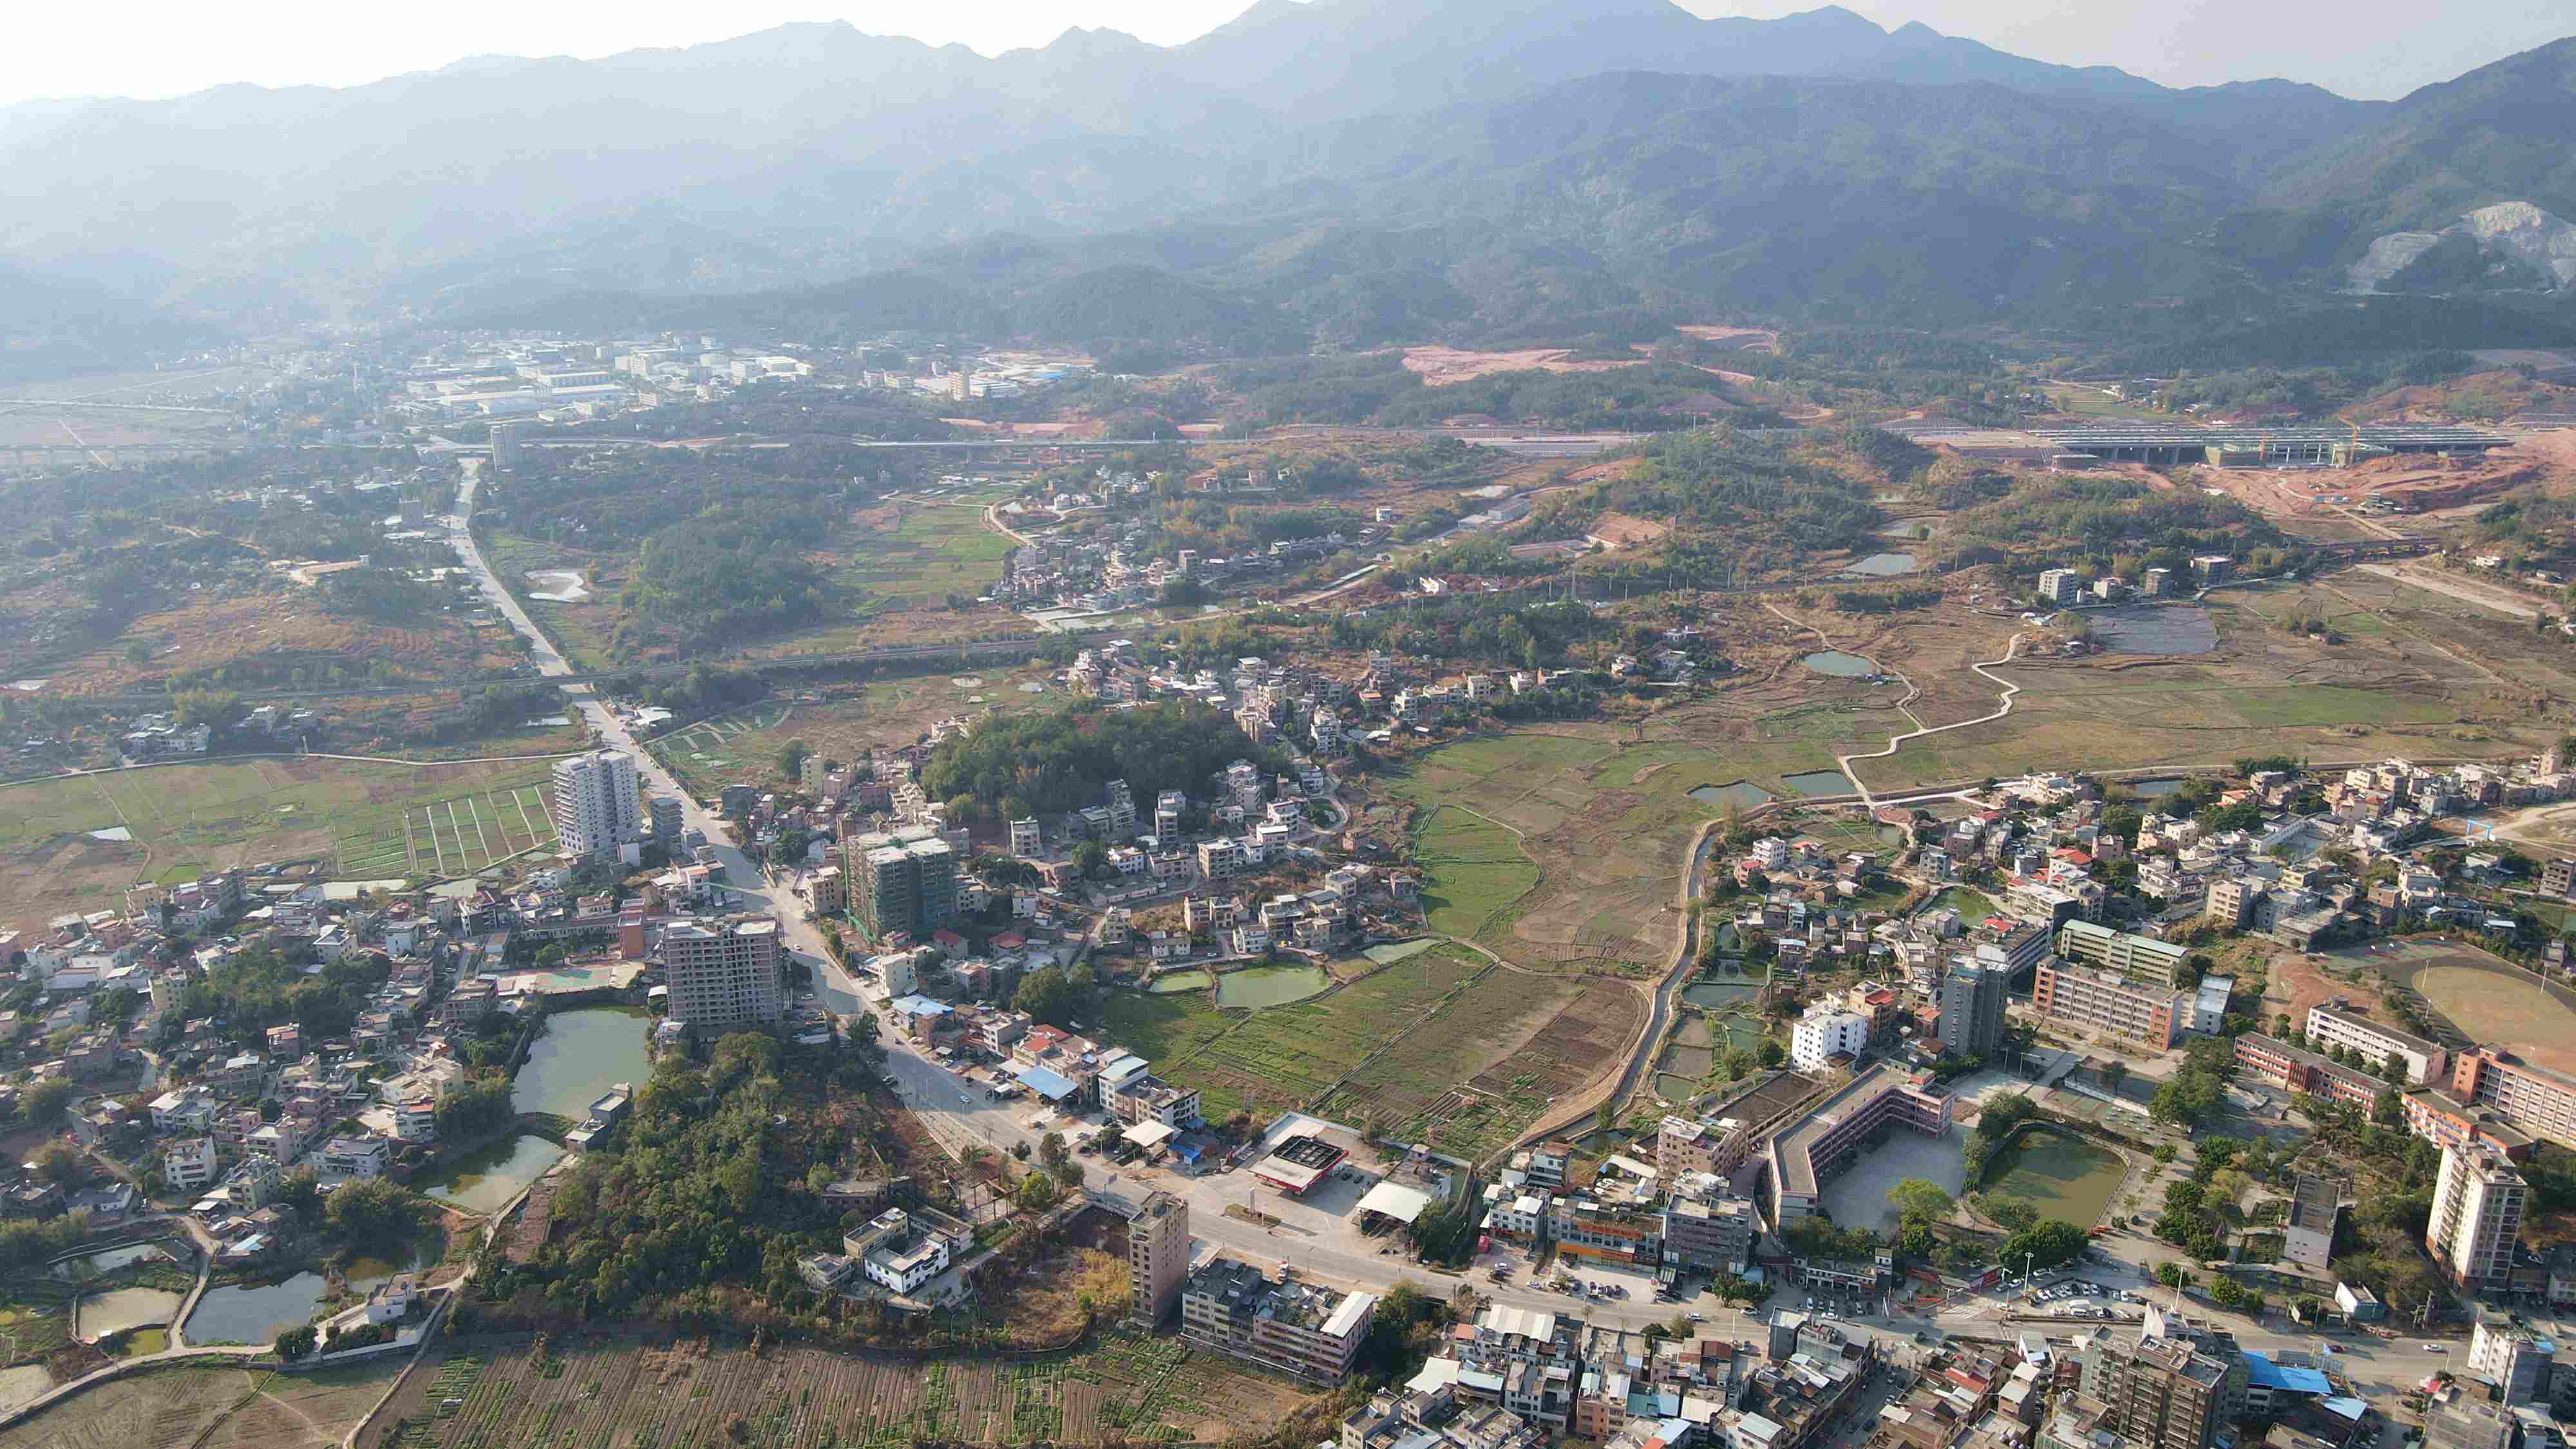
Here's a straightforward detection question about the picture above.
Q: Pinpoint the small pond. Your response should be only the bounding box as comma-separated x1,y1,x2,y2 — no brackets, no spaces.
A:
1783,768,1856,796
1982,1127,2128,1229
513,1007,651,1119
1689,781,1775,810
420,1134,562,1215
343,1241,431,1294
2126,776,2186,799
52,1243,172,1278
1654,1074,1701,1103
1801,650,1877,677
524,569,592,603
1216,965,1331,1010
1681,980,1757,1009
185,1273,327,1346
2089,605,2217,656
79,1287,183,1340
1842,553,1921,576
1673,1017,1715,1048
1660,1045,1714,1079
1148,970,1213,994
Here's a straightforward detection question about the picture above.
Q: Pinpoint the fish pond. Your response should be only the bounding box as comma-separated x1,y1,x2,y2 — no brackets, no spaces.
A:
420,1134,562,1215
185,1272,327,1346
512,1007,650,1119
1982,1127,2129,1229
1215,965,1332,1010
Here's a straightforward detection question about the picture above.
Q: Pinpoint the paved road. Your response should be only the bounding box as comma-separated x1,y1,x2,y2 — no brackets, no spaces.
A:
446,462,841,978
448,473,2477,1388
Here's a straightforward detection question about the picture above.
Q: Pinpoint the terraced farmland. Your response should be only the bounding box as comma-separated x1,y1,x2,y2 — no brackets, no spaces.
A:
365,1333,1317,1448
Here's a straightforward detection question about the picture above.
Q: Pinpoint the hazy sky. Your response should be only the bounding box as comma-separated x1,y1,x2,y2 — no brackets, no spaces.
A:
5,0,2566,107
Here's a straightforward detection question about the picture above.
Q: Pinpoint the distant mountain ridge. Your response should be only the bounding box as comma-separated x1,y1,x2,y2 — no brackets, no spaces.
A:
0,0,2569,355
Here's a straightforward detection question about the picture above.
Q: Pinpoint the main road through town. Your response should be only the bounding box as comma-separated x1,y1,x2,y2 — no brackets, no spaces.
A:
448,465,2463,1387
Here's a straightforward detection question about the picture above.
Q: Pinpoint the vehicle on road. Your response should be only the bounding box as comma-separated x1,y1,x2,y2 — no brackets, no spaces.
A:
2423,1342,2443,1351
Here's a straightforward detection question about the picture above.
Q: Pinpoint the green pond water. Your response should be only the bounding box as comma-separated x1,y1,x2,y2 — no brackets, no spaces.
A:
1682,981,1756,1009
1689,781,1776,810
1149,971,1213,994
185,1273,326,1346
343,1241,431,1293
1655,1074,1701,1103
1216,965,1331,1010
421,1134,562,1215
1983,1128,2128,1229
2128,777,2185,799
1783,769,1855,796
512,1006,650,1119
1801,651,1877,677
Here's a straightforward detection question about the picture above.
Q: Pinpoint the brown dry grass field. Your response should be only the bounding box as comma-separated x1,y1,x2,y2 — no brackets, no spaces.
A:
0,1361,403,1449
361,1332,1320,1448
24,589,527,699
2411,956,2576,1078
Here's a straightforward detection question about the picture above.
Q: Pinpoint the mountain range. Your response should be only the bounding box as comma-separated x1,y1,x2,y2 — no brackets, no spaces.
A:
4,0,2573,364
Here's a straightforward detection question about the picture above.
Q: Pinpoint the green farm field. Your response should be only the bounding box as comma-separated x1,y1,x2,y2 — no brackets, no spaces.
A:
1408,806,1540,939
0,755,563,931
844,503,1016,610
1102,944,1492,1125
1846,666,2511,792
1381,714,1891,974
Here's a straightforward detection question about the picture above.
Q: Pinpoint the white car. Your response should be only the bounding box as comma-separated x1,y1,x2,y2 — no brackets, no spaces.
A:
2423,1342,2444,1352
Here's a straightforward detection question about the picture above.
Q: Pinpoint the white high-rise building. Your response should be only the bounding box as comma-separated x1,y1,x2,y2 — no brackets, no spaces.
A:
663,916,784,1032
2427,1142,2527,1290
1789,1009,1869,1070
551,750,642,858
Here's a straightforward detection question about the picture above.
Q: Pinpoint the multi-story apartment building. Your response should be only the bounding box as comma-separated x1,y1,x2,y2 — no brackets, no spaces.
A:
2037,569,2083,605
2230,1034,2384,1112
2029,963,2184,1048
1938,961,2007,1059
550,750,641,858
2452,1048,2576,1149
1768,1065,1952,1220
2078,1331,2244,1449
2282,1175,2343,1274
1130,1191,1190,1327
1662,1196,1757,1274
2543,858,2576,901
663,916,784,1031
1790,1008,1869,1070
2054,921,2192,989
2428,1142,2527,1290
849,831,958,943
649,794,684,856
2204,876,2261,929
2465,1314,2557,1404
1546,1198,1662,1269
166,1136,220,1193
2305,1003,2447,1084
1180,1256,1376,1383
2401,1085,2537,1162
